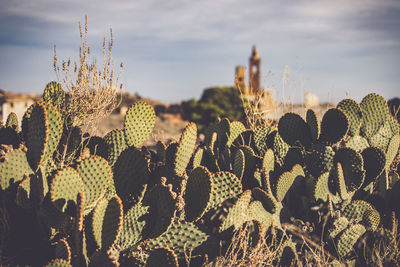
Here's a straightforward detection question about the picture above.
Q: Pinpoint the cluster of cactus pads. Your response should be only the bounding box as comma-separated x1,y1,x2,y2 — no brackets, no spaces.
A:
0,82,399,266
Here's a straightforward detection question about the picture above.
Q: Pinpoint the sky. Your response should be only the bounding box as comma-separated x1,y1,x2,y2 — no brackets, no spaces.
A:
0,0,399,104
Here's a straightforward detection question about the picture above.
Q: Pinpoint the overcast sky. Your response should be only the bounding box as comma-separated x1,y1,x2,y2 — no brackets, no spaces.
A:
0,0,399,104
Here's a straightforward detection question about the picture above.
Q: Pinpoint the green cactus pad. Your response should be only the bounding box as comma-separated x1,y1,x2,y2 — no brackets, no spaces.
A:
165,141,178,167
337,99,363,136
342,200,374,222
44,259,72,267
262,149,274,194
21,103,34,142
248,201,272,234
252,187,277,214
337,223,366,258
319,108,349,145
367,117,395,149
5,112,19,132
52,238,71,262
76,155,112,213
92,196,123,251
360,93,390,138
174,122,197,176
26,101,63,171
306,143,334,179
192,147,204,169
361,147,386,186
329,216,349,239
334,148,365,193
278,112,312,147
273,132,289,163
275,164,303,202
144,181,177,238
345,135,369,153
314,172,334,202
306,109,320,141
239,145,257,182
124,101,155,147
215,117,230,149
156,141,166,163
385,134,400,169
0,146,33,190
227,121,247,147
202,147,220,173
209,171,242,209
16,175,33,209
254,125,273,154
146,247,179,267
362,208,380,231
283,146,304,172
233,149,245,181
0,125,22,148
49,167,84,212
113,146,149,202
118,202,149,251
335,162,350,200
43,81,65,109
219,190,252,232
104,128,127,166
145,221,209,258
185,166,213,221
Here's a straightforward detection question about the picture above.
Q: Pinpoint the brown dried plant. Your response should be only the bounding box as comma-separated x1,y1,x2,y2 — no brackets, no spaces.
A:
53,16,123,134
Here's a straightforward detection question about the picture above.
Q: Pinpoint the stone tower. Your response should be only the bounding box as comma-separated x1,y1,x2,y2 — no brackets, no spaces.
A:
249,45,261,94
235,65,246,90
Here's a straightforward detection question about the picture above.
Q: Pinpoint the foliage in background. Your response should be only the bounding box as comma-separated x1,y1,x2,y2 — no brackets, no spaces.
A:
182,86,245,132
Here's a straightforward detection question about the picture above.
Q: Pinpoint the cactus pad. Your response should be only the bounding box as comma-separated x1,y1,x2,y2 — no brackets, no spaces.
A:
334,148,365,193
345,135,369,153
361,147,386,186
209,171,242,209
227,121,247,147
385,134,400,169
124,101,155,147
26,101,63,171
252,187,277,213
185,166,213,221
278,112,312,147
248,201,272,234
76,155,112,213
319,108,349,145
360,93,390,138
6,112,19,132
146,247,179,267
49,167,84,212
145,221,209,258
337,223,366,258
219,190,252,232
306,143,334,179
44,259,72,267
118,202,149,251
0,146,33,190
275,164,303,202
113,146,149,202
233,149,245,181
104,128,127,166
337,98,363,136
254,125,272,154
43,81,65,109
144,181,177,238
174,122,197,176
91,196,123,251
306,109,320,141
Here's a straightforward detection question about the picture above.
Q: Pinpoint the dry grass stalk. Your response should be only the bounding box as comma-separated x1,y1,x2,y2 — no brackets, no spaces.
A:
53,15,123,134
207,222,281,267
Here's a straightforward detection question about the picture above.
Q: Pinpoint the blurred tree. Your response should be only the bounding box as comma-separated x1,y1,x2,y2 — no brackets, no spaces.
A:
182,86,245,132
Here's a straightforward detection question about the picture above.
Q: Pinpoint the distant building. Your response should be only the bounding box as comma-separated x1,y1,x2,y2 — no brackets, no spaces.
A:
0,90,41,125
235,46,276,111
